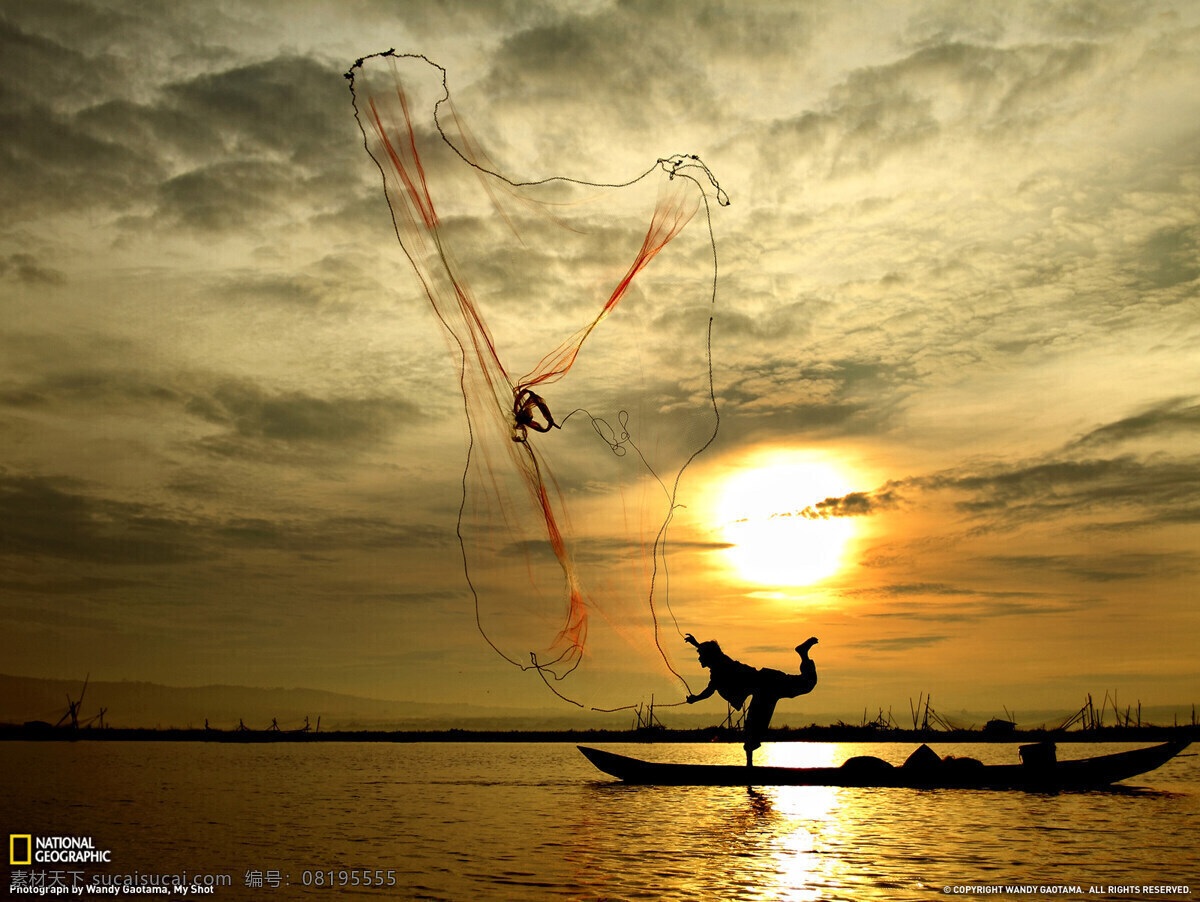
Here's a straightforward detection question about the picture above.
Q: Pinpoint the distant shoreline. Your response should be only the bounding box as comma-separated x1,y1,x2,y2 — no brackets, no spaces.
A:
2,724,1196,744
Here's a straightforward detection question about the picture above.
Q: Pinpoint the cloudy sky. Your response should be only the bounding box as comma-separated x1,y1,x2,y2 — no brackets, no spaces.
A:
2,0,1198,722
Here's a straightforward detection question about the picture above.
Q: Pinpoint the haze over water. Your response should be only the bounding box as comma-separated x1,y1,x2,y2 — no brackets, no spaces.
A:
5,741,1196,900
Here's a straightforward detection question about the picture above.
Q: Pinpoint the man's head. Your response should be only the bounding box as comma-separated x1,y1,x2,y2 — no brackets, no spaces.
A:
695,640,722,668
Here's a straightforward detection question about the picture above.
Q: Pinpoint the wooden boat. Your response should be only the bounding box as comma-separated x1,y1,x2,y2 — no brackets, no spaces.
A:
578,740,1190,789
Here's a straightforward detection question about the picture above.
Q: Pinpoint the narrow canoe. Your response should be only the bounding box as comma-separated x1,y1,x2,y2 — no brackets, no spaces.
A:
578,740,1190,789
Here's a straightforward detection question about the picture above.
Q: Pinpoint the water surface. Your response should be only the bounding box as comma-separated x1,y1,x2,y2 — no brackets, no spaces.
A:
4,741,1196,899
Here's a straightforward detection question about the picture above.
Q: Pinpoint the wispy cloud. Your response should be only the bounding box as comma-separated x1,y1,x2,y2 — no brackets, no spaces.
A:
0,472,207,565
846,635,951,652
796,488,903,519
857,589,1092,624
186,381,417,449
1069,396,1200,449
0,470,448,567
981,550,1199,583
0,253,66,285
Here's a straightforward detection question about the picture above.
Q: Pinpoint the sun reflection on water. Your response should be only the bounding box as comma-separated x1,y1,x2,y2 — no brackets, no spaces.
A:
643,743,861,900
752,744,848,900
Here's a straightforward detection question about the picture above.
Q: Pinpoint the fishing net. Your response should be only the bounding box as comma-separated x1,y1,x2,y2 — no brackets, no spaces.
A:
348,52,727,708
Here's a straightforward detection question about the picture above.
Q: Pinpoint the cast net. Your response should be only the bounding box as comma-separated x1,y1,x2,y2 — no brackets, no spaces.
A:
348,51,727,709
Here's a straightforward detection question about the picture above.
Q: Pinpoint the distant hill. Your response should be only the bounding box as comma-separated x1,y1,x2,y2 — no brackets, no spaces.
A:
2,674,1193,733
0,674,578,731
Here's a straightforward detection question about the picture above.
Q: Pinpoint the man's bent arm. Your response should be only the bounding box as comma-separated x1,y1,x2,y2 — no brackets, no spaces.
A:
687,682,716,704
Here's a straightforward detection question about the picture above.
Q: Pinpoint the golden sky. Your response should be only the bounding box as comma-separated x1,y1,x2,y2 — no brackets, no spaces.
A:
2,0,1198,721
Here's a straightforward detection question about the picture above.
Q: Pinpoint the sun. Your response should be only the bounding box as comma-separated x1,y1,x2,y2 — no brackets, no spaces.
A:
716,454,857,587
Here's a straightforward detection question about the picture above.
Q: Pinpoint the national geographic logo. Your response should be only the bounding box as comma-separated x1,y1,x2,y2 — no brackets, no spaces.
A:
9,834,111,864
9,835,32,866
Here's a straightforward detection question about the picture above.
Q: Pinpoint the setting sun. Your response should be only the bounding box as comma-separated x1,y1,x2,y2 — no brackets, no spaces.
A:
717,454,857,587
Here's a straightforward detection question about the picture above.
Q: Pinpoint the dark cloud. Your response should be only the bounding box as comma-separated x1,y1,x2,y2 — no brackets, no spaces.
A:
1087,506,1200,530
202,258,392,314
210,273,328,309
797,488,903,519
718,357,913,440
857,582,978,598
465,1,812,172
165,56,349,167
928,455,1200,526
551,535,732,565
1134,224,1200,289
131,57,357,233
0,472,205,565
0,368,182,412
337,587,464,608
0,8,358,228
758,37,1106,183
982,551,1198,583
740,399,868,436
0,387,47,408
0,599,119,634
187,381,416,447
0,0,186,69
0,364,420,463
721,487,903,525
828,401,1200,531
0,470,448,567
0,100,164,219
0,11,130,112
846,635,950,652
75,97,224,161
904,5,1007,47
486,12,720,126
779,91,939,180
0,253,65,285
1029,0,1155,38
809,450,1200,540
855,584,1089,623
710,298,818,343
0,11,172,216
1070,396,1200,448
154,160,299,231
213,515,448,552
0,575,134,595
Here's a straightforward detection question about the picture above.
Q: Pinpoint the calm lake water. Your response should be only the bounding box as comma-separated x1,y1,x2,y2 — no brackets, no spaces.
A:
4,741,1196,900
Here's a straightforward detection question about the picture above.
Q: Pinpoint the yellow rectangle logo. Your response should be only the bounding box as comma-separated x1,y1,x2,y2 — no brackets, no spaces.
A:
10,834,32,865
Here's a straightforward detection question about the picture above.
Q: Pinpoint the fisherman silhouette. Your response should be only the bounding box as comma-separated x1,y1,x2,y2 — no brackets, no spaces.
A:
684,634,818,766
